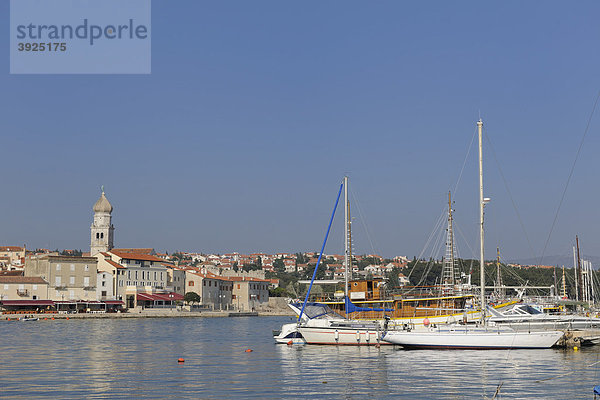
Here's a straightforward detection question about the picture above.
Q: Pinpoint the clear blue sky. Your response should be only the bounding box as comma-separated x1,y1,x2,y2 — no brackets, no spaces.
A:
2,1,600,261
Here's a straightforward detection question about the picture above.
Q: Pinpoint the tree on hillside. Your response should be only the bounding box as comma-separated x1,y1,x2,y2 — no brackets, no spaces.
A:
273,258,285,273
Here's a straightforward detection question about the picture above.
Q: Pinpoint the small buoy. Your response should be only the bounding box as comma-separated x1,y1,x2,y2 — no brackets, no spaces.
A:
574,346,579,351
66,317,69,320
44,318,47,320
423,318,430,327
177,358,185,363
51,317,55,320
287,340,293,346
7,318,10,321
245,349,253,353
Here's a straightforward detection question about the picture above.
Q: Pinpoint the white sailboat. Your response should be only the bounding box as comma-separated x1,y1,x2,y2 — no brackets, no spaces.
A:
383,119,564,349
296,176,391,345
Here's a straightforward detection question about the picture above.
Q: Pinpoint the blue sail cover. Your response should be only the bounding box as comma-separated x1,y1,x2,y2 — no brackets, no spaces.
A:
594,385,600,395
345,297,393,313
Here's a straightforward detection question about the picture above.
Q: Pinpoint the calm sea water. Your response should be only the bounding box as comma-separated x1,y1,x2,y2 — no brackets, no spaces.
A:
1,316,600,399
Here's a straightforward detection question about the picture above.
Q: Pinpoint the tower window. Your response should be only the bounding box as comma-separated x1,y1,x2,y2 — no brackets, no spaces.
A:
96,233,100,239
100,232,104,239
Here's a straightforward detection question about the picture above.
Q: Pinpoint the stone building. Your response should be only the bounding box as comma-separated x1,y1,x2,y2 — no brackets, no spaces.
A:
24,255,98,301
230,277,269,311
0,276,48,300
90,189,115,256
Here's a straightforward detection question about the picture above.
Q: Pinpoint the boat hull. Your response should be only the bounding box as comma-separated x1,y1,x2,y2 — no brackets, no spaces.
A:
383,327,563,349
298,326,391,346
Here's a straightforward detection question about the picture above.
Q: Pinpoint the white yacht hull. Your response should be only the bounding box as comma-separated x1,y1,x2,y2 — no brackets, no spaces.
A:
383,326,563,349
298,326,390,345
273,322,305,344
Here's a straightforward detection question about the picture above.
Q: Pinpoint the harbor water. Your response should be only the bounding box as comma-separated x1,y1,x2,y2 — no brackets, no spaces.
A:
2,316,600,399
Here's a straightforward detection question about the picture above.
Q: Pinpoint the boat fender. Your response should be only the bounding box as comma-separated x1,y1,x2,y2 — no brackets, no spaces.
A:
356,331,360,342
366,331,370,342
334,330,339,341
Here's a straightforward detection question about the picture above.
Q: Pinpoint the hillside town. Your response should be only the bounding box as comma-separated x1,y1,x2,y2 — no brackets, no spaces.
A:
0,191,411,315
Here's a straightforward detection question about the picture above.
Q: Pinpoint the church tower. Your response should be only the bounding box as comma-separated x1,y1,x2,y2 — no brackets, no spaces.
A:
90,187,115,256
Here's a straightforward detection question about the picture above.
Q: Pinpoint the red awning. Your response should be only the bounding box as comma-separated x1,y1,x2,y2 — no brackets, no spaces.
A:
104,301,124,305
1,300,54,306
136,292,184,302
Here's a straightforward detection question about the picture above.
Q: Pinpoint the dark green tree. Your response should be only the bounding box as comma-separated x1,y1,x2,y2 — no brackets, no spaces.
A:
184,292,201,305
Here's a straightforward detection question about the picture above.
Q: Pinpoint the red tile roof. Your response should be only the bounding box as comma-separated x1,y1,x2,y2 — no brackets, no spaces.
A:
0,276,47,284
112,248,155,254
110,251,163,262
105,259,125,270
0,246,24,252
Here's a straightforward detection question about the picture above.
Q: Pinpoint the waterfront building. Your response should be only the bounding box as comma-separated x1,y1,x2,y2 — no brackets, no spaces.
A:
97,250,170,308
90,190,115,256
24,255,98,301
167,265,186,295
97,270,115,301
185,270,233,310
0,276,48,300
230,277,269,311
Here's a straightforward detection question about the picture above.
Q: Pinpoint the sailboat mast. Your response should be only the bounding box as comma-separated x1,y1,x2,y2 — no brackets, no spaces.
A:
442,191,456,295
562,265,567,299
478,119,486,322
576,236,583,302
344,176,349,302
573,246,579,301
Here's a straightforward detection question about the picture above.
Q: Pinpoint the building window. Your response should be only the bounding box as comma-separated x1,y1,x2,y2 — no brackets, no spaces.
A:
119,280,123,287
69,290,75,299
102,281,105,287
128,271,131,279
70,264,75,271
85,265,89,272
55,276,61,286
3,284,8,290
33,284,38,290
96,233,100,239
154,271,157,280
84,277,90,287
238,284,240,289
203,281,206,286
101,291,107,297
189,281,194,286
135,271,138,279
69,276,75,285
32,295,37,300
56,264,61,271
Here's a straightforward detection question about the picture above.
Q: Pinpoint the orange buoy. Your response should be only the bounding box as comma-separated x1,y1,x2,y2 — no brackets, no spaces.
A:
66,317,69,320
177,358,185,363
44,317,47,320
6,318,10,321
245,349,253,353
287,340,293,346
51,317,55,320
423,317,430,327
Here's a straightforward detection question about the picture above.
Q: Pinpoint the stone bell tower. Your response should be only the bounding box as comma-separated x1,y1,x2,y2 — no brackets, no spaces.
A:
90,187,115,256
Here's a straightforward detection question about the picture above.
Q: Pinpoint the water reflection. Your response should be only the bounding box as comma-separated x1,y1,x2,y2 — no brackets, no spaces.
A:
1,317,600,399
